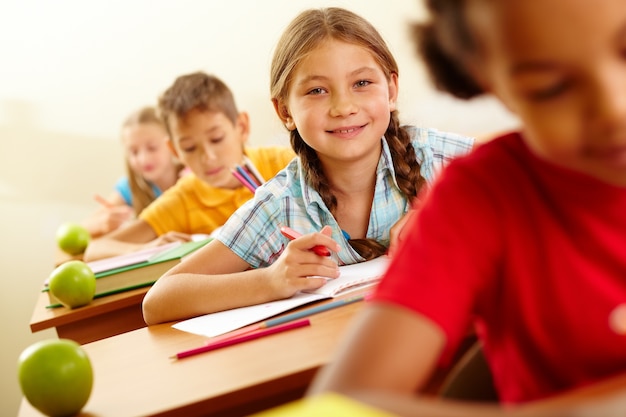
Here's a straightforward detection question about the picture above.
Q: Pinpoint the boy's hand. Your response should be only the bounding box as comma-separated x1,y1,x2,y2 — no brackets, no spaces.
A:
147,231,192,248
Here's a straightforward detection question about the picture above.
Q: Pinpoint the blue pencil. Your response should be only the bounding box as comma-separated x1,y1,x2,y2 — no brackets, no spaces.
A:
243,158,265,185
231,169,256,193
207,293,368,344
235,165,259,189
266,294,367,326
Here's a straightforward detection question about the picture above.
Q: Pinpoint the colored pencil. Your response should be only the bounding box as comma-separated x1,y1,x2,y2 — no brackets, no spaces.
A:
242,157,265,185
280,226,331,257
231,169,256,193
206,293,368,344
265,294,367,326
170,318,310,360
239,164,261,187
235,165,260,188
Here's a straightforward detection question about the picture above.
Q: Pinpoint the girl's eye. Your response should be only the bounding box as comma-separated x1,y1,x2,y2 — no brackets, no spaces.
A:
307,87,326,95
527,81,571,101
181,146,196,153
210,137,224,144
355,79,372,88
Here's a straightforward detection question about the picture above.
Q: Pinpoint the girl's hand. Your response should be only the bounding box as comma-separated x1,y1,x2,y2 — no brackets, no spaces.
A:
266,226,341,298
90,205,134,236
103,205,134,233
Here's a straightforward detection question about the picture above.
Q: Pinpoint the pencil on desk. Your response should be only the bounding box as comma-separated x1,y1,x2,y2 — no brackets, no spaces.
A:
170,318,311,360
206,293,369,344
266,293,368,326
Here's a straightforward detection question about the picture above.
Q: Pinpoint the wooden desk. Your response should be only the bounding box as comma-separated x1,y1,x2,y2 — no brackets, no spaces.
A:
19,297,365,417
29,287,149,344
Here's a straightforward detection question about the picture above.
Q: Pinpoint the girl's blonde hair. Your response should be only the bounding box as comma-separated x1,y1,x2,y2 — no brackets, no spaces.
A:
270,7,425,260
121,106,184,214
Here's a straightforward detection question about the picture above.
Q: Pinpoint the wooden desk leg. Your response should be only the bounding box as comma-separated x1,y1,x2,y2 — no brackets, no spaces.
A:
55,304,147,345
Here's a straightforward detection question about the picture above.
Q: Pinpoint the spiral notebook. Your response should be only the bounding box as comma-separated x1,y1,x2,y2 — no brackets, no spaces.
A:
173,255,390,338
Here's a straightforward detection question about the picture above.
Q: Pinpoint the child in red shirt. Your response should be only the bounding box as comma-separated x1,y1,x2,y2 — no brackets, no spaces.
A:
310,0,626,415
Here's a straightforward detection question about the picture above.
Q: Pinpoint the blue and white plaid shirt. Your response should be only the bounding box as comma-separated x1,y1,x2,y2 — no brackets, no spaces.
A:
215,126,474,267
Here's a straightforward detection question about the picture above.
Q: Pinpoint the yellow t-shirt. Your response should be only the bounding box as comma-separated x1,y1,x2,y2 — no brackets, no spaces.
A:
140,146,295,236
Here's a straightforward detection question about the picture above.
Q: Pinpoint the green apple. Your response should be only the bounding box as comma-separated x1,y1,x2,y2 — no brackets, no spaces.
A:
18,338,93,417
48,260,96,308
56,222,90,255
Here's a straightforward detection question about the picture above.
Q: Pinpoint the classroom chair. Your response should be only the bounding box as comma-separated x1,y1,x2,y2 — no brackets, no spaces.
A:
438,340,499,402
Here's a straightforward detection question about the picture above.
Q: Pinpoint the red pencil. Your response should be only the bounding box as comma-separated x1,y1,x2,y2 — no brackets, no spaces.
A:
280,226,331,257
170,318,311,360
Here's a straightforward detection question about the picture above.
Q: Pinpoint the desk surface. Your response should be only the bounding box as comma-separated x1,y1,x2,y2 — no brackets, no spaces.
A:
19,296,364,417
30,287,148,332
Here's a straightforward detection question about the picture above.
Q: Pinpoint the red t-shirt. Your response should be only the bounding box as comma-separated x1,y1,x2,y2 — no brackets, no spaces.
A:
373,132,626,403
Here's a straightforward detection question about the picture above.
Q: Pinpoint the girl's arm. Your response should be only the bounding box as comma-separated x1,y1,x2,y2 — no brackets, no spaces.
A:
309,303,626,417
309,302,445,396
308,304,523,416
142,232,341,325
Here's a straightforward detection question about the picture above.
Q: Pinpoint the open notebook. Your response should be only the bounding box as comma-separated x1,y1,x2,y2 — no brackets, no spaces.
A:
172,255,390,338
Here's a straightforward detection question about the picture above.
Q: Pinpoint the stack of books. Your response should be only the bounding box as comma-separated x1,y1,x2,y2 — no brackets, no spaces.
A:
44,238,211,306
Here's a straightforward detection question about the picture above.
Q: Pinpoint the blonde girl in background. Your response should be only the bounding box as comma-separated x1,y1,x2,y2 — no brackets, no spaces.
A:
142,7,474,325
83,106,185,238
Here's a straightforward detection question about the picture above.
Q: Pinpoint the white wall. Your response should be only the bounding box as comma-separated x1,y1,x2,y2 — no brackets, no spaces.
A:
0,0,518,414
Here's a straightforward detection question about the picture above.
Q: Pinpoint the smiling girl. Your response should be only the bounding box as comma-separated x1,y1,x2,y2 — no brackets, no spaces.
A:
142,7,474,325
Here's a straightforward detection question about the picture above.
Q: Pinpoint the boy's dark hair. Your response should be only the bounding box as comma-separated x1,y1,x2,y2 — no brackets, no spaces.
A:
412,0,484,99
158,72,239,136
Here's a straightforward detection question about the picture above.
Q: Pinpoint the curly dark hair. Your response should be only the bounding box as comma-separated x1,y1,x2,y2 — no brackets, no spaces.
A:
413,0,484,99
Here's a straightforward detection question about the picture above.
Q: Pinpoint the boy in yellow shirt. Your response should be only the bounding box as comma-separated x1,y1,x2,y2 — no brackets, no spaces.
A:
84,72,295,261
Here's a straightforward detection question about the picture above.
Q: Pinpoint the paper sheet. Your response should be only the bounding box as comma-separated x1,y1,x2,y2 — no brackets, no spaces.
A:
172,256,390,338
173,292,328,337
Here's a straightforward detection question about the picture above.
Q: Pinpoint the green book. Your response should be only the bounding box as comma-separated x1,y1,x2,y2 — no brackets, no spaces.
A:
45,238,211,306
